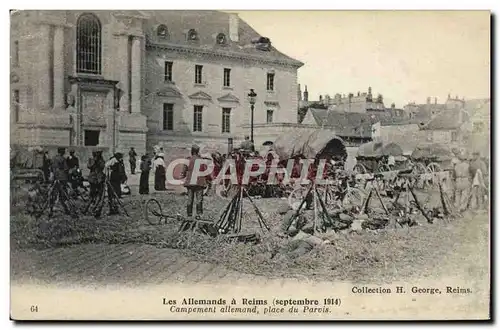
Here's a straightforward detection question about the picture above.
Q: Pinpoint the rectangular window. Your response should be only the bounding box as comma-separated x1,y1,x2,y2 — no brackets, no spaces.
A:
223,68,231,87
195,65,203,84
164,61,173,82
266,109,274,123
163,103,174,130
13,40,19,67
13,90,19,122
84,130,100,146
193,105,203,132
266,73,275,91
222,108,231,133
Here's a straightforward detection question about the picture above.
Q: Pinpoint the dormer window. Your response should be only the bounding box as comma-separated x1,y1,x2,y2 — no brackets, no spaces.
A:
157,24,168,38
216,33,227,45
188,29,199,41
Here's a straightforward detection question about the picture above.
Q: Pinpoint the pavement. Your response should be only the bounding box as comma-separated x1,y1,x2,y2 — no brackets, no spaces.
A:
11,243,268,286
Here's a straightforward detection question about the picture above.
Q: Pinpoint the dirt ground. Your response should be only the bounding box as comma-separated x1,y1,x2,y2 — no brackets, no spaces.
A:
10,186,490,285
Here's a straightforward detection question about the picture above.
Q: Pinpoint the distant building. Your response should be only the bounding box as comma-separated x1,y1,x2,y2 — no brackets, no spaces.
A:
374,97,490,156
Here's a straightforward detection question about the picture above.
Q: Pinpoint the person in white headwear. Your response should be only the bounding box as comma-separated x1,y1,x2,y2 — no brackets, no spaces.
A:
153,152,166,191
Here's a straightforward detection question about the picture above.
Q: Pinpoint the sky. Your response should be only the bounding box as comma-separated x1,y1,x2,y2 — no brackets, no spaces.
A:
234,10,491,108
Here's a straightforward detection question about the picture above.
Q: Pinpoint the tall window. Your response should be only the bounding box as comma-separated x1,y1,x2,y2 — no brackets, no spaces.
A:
195,65,203,84
193,105,203,132
163,103,174,130
13,90,19,122
223,68,231,87
266,73,275,91
76,13,102,74
164,61,173,82
13,40,19,67
222,108,231,133
266,109,274,123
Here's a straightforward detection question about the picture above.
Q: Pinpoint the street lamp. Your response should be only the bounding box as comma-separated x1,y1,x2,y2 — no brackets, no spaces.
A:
247,89,257,144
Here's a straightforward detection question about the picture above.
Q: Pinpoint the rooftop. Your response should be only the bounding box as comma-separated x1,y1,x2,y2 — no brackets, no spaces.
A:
142,10,304,67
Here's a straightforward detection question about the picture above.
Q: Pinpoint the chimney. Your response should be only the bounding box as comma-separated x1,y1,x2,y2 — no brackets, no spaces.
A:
303,85,309,102
229,13,239,42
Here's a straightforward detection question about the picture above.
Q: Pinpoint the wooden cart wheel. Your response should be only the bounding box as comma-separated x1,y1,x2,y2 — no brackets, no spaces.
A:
287,185,309,210
353,164,367,174
144,198,165,225
342,187,365,209
427,162,441,173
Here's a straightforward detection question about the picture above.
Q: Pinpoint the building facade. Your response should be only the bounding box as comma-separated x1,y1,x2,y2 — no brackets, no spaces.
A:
10,10,303,156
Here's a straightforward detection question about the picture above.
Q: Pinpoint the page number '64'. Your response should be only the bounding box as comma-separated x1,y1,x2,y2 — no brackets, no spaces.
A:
30,305,38,313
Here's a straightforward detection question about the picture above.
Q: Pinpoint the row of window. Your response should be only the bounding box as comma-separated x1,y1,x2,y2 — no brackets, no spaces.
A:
165,61,275,91
157,25,229,46
162,104,274,133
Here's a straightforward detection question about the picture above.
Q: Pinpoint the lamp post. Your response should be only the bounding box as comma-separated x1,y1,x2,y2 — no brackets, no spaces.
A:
247,89,257,144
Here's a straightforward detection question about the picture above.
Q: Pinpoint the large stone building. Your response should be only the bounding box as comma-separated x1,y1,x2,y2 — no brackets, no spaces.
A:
10,10,303,156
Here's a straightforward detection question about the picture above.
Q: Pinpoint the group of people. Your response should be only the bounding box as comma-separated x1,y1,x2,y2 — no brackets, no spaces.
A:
39,147,128,217
451,149,488,212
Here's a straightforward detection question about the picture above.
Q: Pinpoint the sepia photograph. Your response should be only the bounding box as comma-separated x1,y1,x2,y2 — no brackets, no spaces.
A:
8,7,491,320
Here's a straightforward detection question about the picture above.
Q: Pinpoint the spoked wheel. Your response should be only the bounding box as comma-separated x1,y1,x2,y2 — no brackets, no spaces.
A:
288,185,309,210
353,164,367,174
342,187,365,209
144,198,165,225
427,162,441,173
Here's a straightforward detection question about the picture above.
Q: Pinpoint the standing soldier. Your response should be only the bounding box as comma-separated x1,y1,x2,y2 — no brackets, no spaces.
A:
84,150,106,217
453,151,471,212
129,147,138,175
66,149,81,190
50,147,70,216
182,145,208,218
450,148,461,202
469,151,488,210
105,152,127,215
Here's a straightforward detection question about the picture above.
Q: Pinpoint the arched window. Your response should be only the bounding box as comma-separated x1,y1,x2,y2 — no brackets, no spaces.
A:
216,33,227,45
76,13,102,74
187,29,198,41
157,24,168,38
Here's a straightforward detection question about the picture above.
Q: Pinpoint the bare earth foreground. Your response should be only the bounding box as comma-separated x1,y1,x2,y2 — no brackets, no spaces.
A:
11,185,489,287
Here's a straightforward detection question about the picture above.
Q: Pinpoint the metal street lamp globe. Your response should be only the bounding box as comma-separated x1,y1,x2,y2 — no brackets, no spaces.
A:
248,89,257,105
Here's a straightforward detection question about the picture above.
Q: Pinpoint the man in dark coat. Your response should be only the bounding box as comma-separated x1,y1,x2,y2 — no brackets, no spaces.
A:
50,147,70,215
84,150,106,216
105,152,127,215
66,150,81,190
182,145,209,218
129,147,138,174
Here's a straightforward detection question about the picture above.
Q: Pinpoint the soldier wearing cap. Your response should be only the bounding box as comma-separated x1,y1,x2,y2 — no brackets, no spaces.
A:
469,151,488,210
182,144,209,218
50,147,70,214
453,151,471,212
66,149,81,190
85,149,106,216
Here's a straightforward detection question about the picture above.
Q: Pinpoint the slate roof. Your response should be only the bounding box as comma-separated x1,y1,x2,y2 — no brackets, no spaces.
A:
142,10,304,67
421,109,470,131
307,107,420,137
308,108,377,138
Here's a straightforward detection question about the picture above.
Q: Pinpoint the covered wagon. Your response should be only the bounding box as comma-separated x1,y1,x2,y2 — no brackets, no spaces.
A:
354,141,405,174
